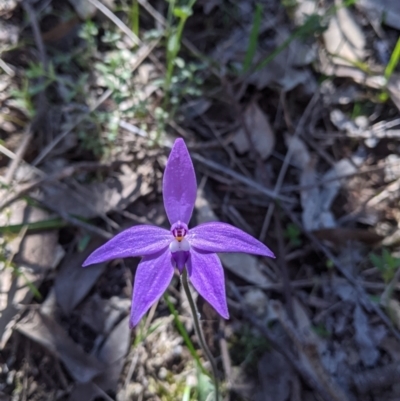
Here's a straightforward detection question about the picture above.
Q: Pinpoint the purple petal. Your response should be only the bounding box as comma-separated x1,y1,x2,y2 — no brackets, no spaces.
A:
130,248,174,327
188,222,275,257
82,225,172,266
163,138,197,225
187,248,229,319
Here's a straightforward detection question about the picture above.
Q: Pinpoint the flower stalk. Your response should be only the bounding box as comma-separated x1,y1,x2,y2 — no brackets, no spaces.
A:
181,268,219,401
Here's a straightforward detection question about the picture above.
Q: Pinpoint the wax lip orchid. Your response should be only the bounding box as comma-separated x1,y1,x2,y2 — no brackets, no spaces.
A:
83,139,275,327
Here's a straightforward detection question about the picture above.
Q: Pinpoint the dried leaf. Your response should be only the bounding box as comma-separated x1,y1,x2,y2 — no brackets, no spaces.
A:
17,311,106,382
232,102,275,160
54,240,107,315
353,303,379,366
358,0,400,30
255,350,292,401
94,315,130,391
323,8,366,65
0,207,63,349
40,164,151,219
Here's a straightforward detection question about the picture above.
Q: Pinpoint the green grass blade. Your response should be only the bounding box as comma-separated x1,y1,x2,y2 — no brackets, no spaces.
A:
129,0,140,37
0,217,66,234
164,293,208,375
385,37,400,80
242,3,263,73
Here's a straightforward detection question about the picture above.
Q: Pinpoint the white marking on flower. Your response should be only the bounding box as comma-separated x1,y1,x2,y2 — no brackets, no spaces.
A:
169,237,190,253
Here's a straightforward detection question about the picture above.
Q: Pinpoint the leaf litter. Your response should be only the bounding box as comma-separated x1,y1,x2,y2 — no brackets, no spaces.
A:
1,0,400,400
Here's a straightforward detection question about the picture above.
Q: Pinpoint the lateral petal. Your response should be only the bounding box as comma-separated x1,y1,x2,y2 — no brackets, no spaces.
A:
163,138,197,225
82,225,172,266
188,222,275,257
187,248,229,319
130,248,174,327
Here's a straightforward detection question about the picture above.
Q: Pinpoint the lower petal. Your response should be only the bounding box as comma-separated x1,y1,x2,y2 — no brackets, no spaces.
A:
187,249,229,319
130,248,174,327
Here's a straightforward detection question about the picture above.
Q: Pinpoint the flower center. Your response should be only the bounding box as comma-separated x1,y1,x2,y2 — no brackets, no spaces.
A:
170,221,188,242
169,221,190,272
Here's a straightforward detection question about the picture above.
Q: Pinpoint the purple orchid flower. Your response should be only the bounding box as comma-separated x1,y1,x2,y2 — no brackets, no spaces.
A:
83,139,275,327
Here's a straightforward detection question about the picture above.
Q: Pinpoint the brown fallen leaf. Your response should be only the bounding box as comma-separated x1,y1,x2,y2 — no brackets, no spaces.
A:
232,102,275,160
41,17,80,43
312,228,382,246
54,239,107,315
94,315,130,391
17,311,106,382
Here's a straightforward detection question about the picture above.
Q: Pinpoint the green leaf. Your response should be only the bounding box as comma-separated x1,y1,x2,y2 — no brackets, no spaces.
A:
197,369,214,401
173,6,192,19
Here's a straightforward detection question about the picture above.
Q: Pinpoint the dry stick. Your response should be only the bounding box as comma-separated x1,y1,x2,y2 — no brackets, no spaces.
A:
32,89,112,166
181,269,220,401
229,283,334,401
30,195,112,240
270,300,351,401
0,160,129,211
280,204,400,342
259,93,320,242
274,212,295,323
87,0,163,71
195,154,400,339
192,153,294,203
4,126,34,185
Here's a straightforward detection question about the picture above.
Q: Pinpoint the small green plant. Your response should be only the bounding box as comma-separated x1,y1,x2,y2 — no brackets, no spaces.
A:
284,223,302,247
379,37,400,102
164,0,197,100
370,249,400,283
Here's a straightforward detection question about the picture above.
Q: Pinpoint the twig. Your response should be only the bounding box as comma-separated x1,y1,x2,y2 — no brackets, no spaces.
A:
229,282,334,401
4,125,33,185
270,300,351,401
274,212,295,322
32,89,113,166
0,160,130,211
87,0,163,71
259,93,319,242
280,204,400,342
30,195,112,239
22,1,48,69
87,0,139,45
192,153,294,203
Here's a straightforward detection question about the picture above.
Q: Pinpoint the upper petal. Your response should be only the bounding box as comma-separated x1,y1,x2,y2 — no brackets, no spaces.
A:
130,248,174,327
187,222,275,257
163,138,197,225
187,248,229,319
82,225,172,266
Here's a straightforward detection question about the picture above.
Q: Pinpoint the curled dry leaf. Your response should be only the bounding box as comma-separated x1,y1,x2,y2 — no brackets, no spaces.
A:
232,102,275,160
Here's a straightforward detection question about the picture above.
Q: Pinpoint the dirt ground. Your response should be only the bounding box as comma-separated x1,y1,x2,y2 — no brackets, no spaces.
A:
1,0,400,400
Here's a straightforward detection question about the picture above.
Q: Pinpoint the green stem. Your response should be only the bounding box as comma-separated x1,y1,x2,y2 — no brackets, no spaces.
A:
181,268,219,401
